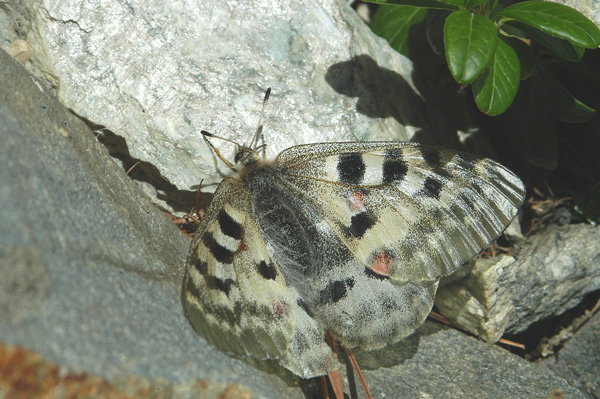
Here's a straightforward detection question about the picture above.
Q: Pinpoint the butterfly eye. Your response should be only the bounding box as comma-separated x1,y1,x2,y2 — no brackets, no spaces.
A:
234,151,244,163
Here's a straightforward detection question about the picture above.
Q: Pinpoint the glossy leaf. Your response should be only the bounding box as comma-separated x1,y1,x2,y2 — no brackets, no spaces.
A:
498,1,600,48
472,38,520,115
371,5,427,57
364,0,463,10
464,0,488,10
505,21,583,61
502,36,535,79
444,10,499,83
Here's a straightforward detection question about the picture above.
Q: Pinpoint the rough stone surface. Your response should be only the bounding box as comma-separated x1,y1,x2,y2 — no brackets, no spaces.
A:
437,224,600,341
0,0,465,205
508,225,600,333
542,311,600,399
355,322,586,399
435,255,518,343
0,48,299,399
0,45,589,399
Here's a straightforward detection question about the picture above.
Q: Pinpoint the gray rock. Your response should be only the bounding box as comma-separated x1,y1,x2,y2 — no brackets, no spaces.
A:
0,0,458,207
0,45,587,399
435,254,518,343
508,225,600,334
355,322,586,399
0,48,299,399
436,224,600,342
543,311,600,399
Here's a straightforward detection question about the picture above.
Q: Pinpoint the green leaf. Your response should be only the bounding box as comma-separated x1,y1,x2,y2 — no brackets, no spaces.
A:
426,9,451,56
472,38,520,115
364,0,463,10
500,23,528,39
444,10,499,83
502,36,535,79
532,62,596,123
498,1,600,48
504,21,583,61
371,5,427,57
464,0,488,10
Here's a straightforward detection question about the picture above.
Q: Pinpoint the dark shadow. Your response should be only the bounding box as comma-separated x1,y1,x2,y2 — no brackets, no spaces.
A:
351,320,445,371
75,115,213,214
326,54,461,150
325,54,427,122
502,288,600,359
325,16,492,155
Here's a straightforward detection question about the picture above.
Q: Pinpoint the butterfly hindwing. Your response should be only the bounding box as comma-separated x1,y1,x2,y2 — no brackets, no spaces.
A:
183,177,296,360
275,142,525,282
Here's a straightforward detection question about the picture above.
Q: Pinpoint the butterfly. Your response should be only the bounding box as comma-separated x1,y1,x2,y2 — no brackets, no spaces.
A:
182,89,526,379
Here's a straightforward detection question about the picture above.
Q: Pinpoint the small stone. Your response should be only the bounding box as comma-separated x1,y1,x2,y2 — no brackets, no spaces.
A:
6,40,32,63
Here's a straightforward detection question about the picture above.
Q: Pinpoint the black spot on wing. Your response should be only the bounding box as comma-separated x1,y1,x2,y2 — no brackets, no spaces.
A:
421,148,453,180
258,260,277,280
364,266,389,280
337,153,365,184
185,277,202,300
218,209,243,240
349,211,376,238
455,153,478,172
382,149,408,183
205,275,236,296
320,278,355,304
194,258,208,275
422,176,443,200
208,300,277,328
421,148,442,169
202,233,234,264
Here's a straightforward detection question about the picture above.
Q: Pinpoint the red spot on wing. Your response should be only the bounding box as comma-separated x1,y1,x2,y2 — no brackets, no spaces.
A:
372,252,392,275
238,242,248,252
271,299,286,318
348,190,365,210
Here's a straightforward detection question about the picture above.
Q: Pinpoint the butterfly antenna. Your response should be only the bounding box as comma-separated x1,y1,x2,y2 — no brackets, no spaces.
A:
249,87,271,150
201,130,235,169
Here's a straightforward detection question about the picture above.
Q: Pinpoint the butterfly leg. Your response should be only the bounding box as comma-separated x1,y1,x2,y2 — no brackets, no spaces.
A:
324,333,344,399
343,347,372,399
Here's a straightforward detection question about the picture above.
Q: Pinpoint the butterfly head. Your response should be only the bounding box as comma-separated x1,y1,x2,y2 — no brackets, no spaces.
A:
201,88,271,172
232,144,261,169
201,130,264,172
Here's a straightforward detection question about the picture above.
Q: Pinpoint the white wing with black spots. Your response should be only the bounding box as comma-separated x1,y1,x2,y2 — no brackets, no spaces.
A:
184,176,339,377
183,177,296,360
183,136,525,379
275,142,525,282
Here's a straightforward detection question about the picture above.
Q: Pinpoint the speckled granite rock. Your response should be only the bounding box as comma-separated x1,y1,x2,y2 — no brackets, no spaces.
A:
0,0,447,205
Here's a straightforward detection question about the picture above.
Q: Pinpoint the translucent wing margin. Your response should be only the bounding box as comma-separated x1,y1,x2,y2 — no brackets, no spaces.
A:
183,177,338,377
276,141,526,282
183,177,295,360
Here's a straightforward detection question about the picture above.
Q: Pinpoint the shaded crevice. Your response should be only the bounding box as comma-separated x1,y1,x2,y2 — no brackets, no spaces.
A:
74,113,213,214
502,288,600,361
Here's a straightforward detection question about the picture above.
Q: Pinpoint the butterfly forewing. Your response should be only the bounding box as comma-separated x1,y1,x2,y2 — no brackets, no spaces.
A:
183,177,296,360
275,142,525,281
184,136,526,380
